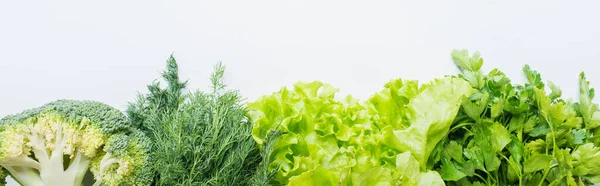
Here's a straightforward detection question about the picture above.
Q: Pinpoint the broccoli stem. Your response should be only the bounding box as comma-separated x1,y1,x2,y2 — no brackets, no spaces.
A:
3,166,43,186
0,156,40,169
38,124,68,185
1,124,92,186
66,151,91,185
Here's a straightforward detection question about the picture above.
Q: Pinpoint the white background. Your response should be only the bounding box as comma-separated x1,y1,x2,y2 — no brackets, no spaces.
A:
1,0,600,185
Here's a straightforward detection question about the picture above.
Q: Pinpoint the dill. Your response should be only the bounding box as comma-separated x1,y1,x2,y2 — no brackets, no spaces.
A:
127,55,275,186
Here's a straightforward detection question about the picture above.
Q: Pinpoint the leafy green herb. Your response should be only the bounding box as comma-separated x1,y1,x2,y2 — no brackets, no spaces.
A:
429,49,600,186
127,56,267,186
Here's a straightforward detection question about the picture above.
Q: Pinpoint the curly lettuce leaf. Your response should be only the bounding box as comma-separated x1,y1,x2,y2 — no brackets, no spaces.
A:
367,79,423,130
248,76,471,185
287,166,340,186
394,151,445,186
348,152,445,186
247,81,376,184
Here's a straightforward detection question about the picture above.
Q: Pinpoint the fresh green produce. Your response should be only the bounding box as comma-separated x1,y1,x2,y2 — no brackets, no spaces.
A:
0,100,153,186
428,49,600,186
247,74,474,185
578,72,600,145
126,56,273,186
0,168,5,186
4,49,599,186
247,49,600,186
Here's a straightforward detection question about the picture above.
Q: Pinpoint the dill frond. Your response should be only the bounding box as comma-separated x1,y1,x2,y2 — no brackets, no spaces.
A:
127,55,266,186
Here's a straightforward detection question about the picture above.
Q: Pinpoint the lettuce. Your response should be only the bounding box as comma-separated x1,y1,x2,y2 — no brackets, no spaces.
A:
375,77,475,168
248,81,372,184
248,76,474,185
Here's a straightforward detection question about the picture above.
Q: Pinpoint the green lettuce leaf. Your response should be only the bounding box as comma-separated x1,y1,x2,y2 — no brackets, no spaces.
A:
248,76,472,185
381,77,475,168
367,79,422,130
248,81,386,184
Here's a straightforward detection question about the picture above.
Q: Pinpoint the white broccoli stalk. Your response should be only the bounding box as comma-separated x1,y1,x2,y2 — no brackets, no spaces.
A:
0,121,97,186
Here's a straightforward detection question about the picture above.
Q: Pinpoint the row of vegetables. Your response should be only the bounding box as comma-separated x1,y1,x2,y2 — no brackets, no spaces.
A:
1,49,599,186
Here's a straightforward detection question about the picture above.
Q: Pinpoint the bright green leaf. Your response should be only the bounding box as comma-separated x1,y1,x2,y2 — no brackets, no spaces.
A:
579,72,600,130
383,77,475,168
524,154,553,174
490,122,511,152
287,167,340,186
451,49,484,72
440,159,467,181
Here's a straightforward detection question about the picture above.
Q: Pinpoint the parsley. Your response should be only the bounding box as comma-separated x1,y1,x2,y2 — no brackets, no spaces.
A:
430,49,600,186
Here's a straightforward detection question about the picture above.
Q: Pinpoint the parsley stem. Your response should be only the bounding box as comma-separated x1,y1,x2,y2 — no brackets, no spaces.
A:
499,153,521,178
449,122,475,134
474,173,486,183
483,169,497,184
537,163,557,186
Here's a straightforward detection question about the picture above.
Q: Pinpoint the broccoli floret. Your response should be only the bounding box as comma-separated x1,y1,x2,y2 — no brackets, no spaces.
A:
0,100,153,186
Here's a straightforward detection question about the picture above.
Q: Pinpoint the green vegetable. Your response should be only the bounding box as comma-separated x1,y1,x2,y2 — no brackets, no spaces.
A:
248,81,372,184
4,49,597,186
377,77,475,169
0,100,153,186
247,73,473,185
249,130,283,186
429,49,600,186
127,56,269,186
0,165,6,186
578,72,600,145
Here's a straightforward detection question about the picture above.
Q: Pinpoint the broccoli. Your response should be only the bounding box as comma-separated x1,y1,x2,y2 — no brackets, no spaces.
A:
0,100,153,186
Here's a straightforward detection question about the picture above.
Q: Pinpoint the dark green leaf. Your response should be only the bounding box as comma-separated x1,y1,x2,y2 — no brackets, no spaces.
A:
525,172,544,186
464,147,485,171
445,141,464,163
